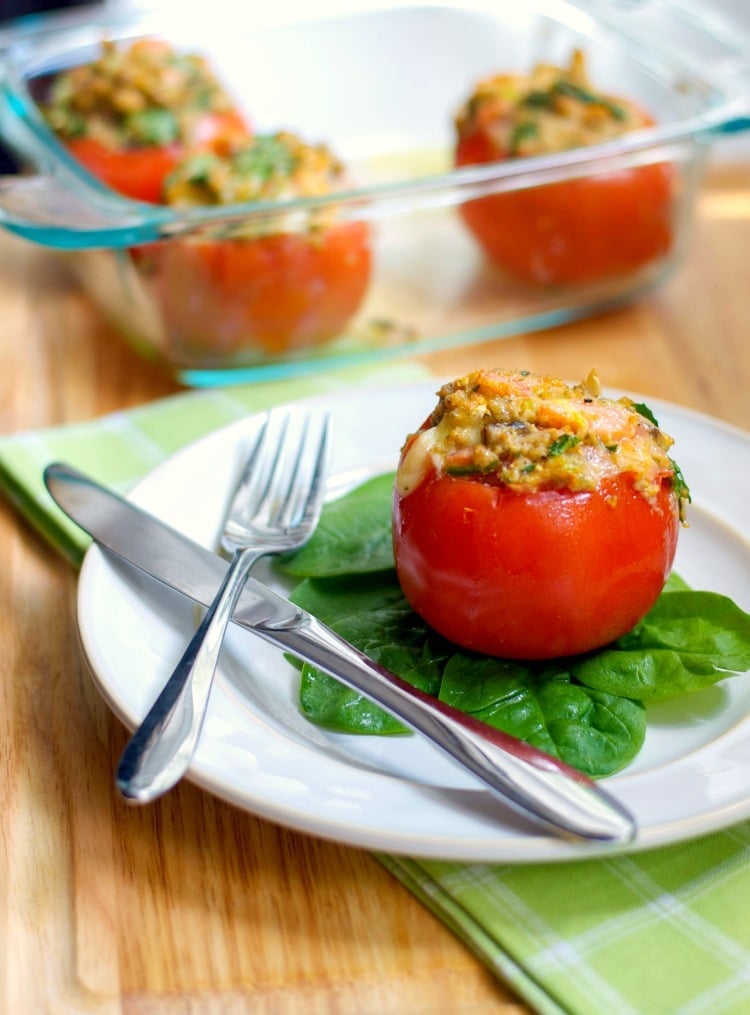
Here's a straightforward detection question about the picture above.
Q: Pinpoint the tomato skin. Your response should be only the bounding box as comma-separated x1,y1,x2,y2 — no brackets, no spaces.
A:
65,110,250,203
393,468,679,660
144,220,372,358
454,130,674,287
65,136,182,203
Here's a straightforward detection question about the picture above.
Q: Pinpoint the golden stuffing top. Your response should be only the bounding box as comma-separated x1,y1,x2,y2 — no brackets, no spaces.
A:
455,49,651,158
396,369,688,515
162,131,345,207
43,38,244,150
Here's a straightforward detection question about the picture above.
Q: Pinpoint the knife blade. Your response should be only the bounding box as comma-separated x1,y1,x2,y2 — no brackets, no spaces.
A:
44,461,636,844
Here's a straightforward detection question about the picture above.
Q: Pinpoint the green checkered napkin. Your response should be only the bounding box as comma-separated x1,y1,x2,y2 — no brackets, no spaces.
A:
2,361,750,1015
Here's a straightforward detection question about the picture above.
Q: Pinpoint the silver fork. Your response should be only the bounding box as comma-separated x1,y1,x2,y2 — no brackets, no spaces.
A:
116,408,332,804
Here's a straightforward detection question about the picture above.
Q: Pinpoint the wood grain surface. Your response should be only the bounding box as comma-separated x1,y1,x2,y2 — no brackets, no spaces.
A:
1,163,748,1014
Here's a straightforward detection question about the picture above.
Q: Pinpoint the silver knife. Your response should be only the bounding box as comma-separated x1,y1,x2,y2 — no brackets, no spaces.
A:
44,461,637,844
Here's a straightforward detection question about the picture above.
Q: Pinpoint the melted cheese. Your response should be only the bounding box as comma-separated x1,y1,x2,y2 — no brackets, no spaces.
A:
395,428,438,496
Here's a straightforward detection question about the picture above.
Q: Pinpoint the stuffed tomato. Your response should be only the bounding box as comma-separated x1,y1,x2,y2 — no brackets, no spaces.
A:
142,131,372,359
392,369,688,660
454,50,674,287
42,38,251,203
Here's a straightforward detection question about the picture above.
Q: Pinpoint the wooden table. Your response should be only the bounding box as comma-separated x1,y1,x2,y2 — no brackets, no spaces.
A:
2,163,748,1014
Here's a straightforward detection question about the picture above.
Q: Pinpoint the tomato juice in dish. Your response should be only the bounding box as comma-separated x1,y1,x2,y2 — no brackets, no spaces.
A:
392,368,688,660
42,38,251,203
454,50,674,287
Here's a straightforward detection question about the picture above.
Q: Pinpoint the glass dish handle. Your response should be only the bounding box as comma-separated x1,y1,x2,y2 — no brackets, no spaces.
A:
0,171,164,248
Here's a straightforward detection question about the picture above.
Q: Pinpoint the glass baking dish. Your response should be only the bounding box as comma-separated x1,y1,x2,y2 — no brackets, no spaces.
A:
0,0,748,385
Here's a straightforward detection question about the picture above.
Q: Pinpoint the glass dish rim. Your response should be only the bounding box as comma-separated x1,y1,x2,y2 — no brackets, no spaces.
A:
0,0,748,250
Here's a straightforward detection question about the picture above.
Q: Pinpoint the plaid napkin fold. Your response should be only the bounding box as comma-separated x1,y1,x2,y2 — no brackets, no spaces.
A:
2,361,750,1015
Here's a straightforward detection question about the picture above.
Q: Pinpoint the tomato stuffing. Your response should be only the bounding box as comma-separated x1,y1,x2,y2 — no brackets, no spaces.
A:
453,50,674,287
42,38,251,203
392,369,688,660
63,110,250,203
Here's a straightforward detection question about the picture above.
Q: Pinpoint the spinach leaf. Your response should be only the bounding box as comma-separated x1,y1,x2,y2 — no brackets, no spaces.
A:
572,591,750,700
280,473,395,577
292,576,646,774
290,571,407,624
663,571,691,593
297,595,449,734
292,571,449,734
299,661,406,734
438,656,645,777
632,401,660,426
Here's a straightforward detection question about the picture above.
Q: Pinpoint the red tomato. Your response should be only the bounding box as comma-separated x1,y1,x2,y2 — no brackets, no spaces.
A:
65,110,250,203
454,129,674,287
144,220,372,359
65,136,182,203
392,466,680,660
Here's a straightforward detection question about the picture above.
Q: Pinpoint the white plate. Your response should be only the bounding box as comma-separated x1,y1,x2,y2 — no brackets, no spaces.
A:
78,380,750,862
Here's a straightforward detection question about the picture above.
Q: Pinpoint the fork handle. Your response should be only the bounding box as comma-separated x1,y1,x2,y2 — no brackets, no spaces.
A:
116,546,262,802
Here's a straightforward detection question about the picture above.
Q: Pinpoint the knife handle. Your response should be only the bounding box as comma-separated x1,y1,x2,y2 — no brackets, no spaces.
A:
266,614,636,844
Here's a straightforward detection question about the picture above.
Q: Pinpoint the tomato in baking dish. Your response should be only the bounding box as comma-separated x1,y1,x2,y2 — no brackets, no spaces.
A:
42,38,251,203
141,131,372,357
453,50,675,287
63,110,250,203
149,219,372,358
392,369,688,660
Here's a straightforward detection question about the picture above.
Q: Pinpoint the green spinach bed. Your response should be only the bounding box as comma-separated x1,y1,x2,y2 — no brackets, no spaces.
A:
278,474,750,778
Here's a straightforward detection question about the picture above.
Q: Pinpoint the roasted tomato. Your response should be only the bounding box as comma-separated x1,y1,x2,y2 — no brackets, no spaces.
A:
62,136,181,203
42,38,251,203
150,220,372,358
141,132,372,358
454,50,674,287
63,110,249,203
392,369,688,660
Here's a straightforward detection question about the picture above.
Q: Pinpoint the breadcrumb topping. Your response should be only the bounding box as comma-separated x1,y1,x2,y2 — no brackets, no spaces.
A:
455,49,651,158
43,38,245,151
396,369,689,518
163,131,344,206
